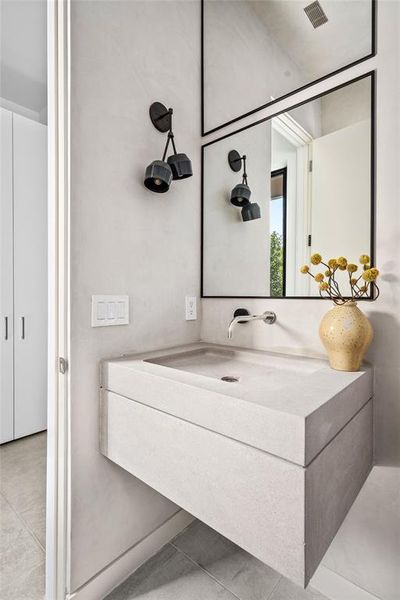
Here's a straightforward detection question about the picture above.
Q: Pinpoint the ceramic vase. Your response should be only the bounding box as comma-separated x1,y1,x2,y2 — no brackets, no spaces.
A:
319,301,373,372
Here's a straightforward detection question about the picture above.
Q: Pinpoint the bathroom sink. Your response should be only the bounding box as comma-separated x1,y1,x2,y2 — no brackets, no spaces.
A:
101,342,372,465
146,346,321,385
100,342,373,587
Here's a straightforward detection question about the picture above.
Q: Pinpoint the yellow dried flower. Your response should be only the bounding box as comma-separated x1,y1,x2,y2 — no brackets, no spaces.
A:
362,268,379,282
359,254,370,265
360,284,368,292
328,259,338,269
364,264,370,271
300,265,309,274
315,273,324,282
347,263,358,273
351,278,358,285
325,270,331,277
310,253,322,265
337,256,348,268
319,282,329,291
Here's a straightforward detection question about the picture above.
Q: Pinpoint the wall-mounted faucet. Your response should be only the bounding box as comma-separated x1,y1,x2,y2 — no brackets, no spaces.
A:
228,308,276,339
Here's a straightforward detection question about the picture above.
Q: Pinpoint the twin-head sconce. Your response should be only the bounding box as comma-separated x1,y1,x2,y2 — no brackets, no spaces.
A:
228,150,261,221
144,102,193,193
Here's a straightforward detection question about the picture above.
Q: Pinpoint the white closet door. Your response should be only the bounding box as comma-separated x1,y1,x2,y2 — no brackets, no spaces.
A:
13,113,47,438
0,108,14,443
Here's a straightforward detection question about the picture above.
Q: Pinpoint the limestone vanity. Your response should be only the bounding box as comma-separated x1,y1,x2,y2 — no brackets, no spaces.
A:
100,343,373,588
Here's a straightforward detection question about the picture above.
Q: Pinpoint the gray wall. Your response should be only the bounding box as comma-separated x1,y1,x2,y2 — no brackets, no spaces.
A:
201,3,400,599
69,1,399,598
70,0,201,591
203,122,271,296
321,77,371,135
204,0,307,132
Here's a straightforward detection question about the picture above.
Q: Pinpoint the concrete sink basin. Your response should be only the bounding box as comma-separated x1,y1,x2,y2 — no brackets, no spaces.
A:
100,343,373,587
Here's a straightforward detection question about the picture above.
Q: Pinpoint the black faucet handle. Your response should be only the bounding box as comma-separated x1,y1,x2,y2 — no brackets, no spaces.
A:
233,308,250,323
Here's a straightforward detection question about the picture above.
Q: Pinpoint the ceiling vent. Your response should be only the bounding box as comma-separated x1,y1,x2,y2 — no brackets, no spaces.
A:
304,1,328,28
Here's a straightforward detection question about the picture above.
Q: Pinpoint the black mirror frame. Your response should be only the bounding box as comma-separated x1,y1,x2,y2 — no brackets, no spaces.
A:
201,71,376,300
201,0,376,136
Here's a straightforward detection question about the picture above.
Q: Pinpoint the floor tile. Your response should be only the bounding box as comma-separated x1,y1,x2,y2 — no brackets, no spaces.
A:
171,520,281,600
0,433,46,599
1,472,46,517
0,431,46,459
0,561,45,600
0,432,47,514
0,432,47,477
0,494,30,554
20,503,46,549
269,577,329,600
0,530,44,592
105,543,238,600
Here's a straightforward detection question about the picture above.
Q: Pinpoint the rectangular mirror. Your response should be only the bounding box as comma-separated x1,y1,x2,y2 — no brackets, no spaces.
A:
201,73,374,298
202,0,375,134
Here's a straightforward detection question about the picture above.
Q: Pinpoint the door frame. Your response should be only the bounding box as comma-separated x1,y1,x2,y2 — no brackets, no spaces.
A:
46,1,70,598
271,114,313,296
270,167,288,297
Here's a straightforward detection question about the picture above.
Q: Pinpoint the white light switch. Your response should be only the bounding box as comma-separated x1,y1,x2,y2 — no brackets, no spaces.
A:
117,302,125,319
97,302,107,320
107,302,116,320
92,295,129,327
185,296,197,321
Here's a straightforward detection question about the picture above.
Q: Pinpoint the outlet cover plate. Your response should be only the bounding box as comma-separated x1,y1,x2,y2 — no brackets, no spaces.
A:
185,296,197,321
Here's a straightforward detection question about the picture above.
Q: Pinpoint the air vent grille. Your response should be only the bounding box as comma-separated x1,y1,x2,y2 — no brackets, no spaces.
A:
304,1,328,28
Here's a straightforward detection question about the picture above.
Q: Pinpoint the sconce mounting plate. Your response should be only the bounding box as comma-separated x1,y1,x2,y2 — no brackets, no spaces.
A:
149,102,172,133
228,150,242,172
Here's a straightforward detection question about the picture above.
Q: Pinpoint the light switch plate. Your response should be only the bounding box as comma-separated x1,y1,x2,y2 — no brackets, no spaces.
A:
185,296,197,320
91,295,129,327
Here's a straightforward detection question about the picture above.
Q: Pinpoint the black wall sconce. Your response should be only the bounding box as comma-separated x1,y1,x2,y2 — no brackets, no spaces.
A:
228,150,261,221
144,102,193,193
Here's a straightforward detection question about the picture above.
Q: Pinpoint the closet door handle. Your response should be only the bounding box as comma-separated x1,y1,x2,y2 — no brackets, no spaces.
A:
4,316,8,340
21,316,25,340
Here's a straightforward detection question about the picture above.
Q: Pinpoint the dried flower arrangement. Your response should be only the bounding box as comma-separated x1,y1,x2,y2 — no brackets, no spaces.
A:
300,254,380,305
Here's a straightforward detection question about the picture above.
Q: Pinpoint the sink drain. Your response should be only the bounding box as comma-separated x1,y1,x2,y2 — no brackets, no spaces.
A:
221,376,239,383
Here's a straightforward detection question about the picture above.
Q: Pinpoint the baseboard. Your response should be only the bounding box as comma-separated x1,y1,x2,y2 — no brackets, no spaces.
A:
67,509,195,600
311,565,382,600
66,515,382,600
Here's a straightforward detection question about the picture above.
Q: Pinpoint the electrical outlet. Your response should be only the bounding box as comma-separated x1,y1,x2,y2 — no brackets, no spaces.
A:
185,296,197,321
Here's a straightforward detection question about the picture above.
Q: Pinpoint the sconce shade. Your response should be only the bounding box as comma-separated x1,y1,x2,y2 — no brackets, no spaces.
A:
144,160,173,193
230,183,251,207
241,202,261,222
167,153,193,180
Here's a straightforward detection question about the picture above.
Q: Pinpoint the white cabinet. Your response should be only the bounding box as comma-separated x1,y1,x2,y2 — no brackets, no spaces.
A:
0,108,14,443
0,108,47,443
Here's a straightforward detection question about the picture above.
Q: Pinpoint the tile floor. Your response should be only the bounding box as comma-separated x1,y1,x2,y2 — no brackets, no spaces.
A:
0,434,329,600
106,520,329,600
0,432,46,600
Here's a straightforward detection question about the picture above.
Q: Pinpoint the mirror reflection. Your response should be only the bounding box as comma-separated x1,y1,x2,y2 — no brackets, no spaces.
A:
202,75,373,298
203,0,374,133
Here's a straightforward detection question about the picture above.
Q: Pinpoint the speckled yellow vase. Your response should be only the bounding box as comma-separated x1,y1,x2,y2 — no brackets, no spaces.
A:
319,301,373,372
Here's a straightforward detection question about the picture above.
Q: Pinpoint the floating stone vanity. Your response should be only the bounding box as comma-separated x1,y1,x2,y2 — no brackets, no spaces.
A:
100,343,373,587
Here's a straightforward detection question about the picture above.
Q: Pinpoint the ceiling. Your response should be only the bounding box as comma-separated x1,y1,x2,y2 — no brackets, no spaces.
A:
0,0,47,114
248,0,372,79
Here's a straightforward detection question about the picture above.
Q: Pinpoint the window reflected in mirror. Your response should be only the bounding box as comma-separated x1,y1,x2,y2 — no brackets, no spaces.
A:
202,74,374,298
270,169,287,297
